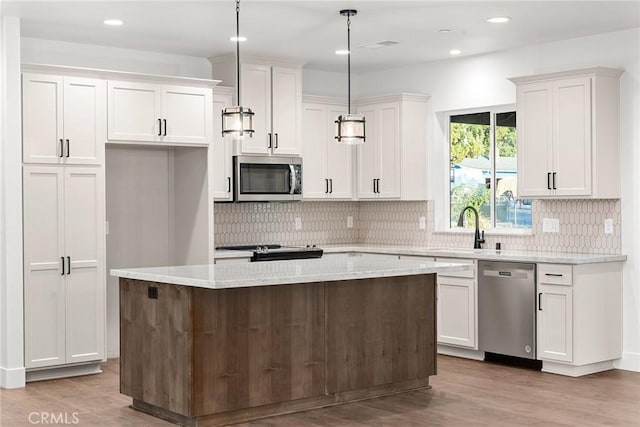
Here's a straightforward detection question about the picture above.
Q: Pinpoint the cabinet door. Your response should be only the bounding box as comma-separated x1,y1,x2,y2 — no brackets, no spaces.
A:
517,82,554,197
22,74,64,164
211,91,234,201
437,276,476,348
326,105,353,199
553,77,592,197
302,103,329,199
376,102,401,199
107,81,162,142
271,67,302,155
356,106,378,199
23,166,66,368
537,284,573,362
63,77,106,165
162,85,213,145
63,167,105,364
239,64,271,154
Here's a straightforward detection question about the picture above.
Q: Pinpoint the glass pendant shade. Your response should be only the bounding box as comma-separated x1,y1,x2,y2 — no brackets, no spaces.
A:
335,114,365,144
222,106,254,139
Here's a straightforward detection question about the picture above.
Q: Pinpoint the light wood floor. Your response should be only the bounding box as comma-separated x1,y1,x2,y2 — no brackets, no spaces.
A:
1,356,638,426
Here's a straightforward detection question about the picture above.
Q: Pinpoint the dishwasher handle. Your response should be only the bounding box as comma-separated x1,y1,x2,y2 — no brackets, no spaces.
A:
482,269,531,280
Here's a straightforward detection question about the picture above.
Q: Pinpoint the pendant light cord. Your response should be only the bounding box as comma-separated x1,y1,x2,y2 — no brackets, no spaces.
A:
236,0,241,105
347,14,351,114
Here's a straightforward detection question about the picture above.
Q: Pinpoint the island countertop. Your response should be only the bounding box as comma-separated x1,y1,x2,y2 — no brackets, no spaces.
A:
111,253,470,289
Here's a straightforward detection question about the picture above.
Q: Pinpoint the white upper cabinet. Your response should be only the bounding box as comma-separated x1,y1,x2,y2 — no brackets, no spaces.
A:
162,85,213,145
239,63,302,156
270,67,302,155
239,64,272,154
211,88,234,201
302,99,352,199
511,67,622,199
23,74,105,165
108,80,213,146
356,94,429,200
216,59,302,156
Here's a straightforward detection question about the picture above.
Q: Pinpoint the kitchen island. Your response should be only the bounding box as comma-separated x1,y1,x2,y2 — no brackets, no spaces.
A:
111,254,469,426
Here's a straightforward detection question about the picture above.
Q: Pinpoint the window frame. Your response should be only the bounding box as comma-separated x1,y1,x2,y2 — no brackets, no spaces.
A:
444,104,532,234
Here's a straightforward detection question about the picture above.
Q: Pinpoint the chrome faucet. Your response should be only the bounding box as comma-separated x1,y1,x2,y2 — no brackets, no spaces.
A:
457,206,485,249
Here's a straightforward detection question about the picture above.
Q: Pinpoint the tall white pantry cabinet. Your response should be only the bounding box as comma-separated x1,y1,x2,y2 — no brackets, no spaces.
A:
22,72,106,378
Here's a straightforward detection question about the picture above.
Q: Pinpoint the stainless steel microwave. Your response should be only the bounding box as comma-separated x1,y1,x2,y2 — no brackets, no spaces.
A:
233,155,302,202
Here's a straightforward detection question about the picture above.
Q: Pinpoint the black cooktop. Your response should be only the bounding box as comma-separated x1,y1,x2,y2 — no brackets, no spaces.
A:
216,244,324,262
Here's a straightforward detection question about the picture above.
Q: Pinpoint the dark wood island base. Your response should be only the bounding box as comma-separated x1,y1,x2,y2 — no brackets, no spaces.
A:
120,274,436,426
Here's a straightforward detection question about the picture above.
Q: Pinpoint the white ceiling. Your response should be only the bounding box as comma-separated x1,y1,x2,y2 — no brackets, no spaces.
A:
3,1,639,73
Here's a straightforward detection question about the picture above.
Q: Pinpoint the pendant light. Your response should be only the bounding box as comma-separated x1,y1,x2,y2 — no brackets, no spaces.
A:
221,0,254,139
335,9,365,145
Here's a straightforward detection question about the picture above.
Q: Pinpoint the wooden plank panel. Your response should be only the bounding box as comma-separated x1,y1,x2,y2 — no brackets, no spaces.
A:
192,283,325,415
326,275,436,393
119,279,192,416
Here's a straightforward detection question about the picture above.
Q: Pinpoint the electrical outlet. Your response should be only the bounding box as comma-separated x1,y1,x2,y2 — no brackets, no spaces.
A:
419,216,426,230
542,218,560,233
604,218,614,234
347,216,354,229
295,217,302,230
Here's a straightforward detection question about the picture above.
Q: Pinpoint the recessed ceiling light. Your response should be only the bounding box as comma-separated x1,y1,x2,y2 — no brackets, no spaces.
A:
230,36,247,42
449,49,462,55
335,49,350,55
486,16,510,23
103,19,124,26
439,29,451,33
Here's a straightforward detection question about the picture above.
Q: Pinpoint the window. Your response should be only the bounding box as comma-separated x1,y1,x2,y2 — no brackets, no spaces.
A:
448,108,531,230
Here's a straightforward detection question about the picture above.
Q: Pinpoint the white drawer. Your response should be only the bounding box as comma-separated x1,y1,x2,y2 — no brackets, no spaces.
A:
435,257,475,278
538,263,572,286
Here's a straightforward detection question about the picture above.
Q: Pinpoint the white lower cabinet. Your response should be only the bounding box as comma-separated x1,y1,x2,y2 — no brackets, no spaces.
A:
23,165,105,370
537,283,573,362
435,258,477,349
536,262,622,376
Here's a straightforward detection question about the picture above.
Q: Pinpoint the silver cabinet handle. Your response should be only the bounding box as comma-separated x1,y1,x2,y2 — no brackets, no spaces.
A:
329,178,333,194
552,172,557,190
59,139,64,158
268,133,272,149
66,256,71,275
158,118,162,136
61,257,65,275
163,119,167,137
227,177,231,193
274,133,278,149
65,139,70,158
325,178,329,194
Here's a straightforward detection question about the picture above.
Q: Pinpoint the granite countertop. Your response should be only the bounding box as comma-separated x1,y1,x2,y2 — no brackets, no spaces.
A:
215,245,626,265
111,253,470,289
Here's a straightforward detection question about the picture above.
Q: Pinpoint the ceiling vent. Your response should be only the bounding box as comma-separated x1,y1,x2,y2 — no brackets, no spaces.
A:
361,40,399,49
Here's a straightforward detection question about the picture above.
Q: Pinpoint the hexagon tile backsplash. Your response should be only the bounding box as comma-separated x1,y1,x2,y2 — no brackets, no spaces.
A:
214,199,621,254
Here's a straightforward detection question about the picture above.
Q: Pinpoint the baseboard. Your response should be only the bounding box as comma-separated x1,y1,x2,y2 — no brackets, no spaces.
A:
437,345,485,361
614,351,640,372
542,360,615,377
0,365,26,389
26,362,102,382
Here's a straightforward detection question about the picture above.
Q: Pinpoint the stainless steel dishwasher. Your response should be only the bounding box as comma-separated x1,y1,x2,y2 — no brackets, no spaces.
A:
478,261,536,359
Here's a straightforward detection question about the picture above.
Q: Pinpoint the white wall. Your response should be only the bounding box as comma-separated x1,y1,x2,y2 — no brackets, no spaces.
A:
302,68,355,99
21,37,212,79
355,27,640,371
0,16,25,389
